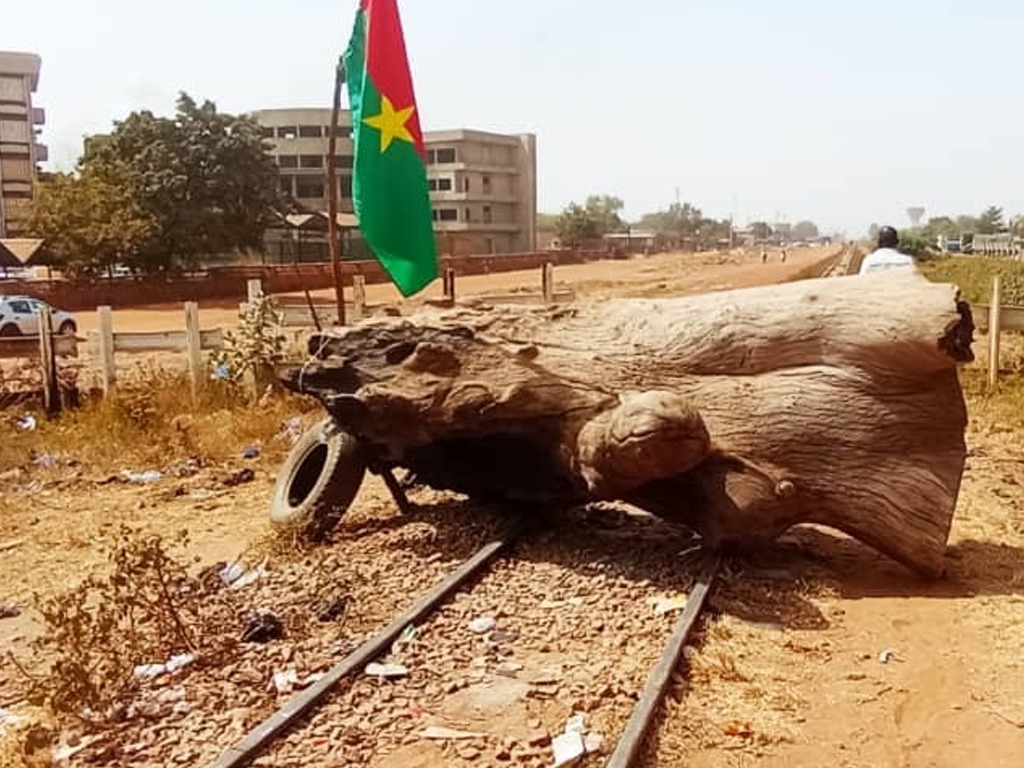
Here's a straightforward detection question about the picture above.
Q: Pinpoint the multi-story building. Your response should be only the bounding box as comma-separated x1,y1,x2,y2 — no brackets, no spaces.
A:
0,51,45,238
252,108,536,257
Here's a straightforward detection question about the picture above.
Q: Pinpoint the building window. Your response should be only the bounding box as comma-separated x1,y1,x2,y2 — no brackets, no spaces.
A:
339,175,353,199
432,209,439,221
465,207,472,222
427,179,437,192
329,125,352,138
260,127,275,139
277,155,298,168
438,208,458,222
438,178,452,191
482,175,492,194
300,155,323,169
426,149,437,164
296,181,325,199
334,155,354,169
435,147,457,164
483,205,492,224
464,177,471,193
276,126,298,139
299,125,323,138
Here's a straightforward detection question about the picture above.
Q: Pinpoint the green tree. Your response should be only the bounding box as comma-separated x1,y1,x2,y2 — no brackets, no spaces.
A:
28,169,155,277
555,203,602,246
83,93,280,272
583,195,626,234
751,221,774,241
638,202,704,237
976,205,1005,235
792,220,819,241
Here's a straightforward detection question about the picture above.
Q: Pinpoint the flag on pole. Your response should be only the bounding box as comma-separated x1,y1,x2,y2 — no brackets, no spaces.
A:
343,0,438,297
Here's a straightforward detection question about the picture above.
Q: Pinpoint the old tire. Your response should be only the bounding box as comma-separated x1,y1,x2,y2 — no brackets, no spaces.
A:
58,320,77,336
269,419,366,541
0,324,20,337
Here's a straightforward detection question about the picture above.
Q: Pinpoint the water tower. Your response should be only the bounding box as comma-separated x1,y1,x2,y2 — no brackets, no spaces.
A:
906,207,925,227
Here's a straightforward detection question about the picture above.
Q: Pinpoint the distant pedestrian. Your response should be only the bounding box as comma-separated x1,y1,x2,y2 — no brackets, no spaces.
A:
780,249,787,263
761,249,768,264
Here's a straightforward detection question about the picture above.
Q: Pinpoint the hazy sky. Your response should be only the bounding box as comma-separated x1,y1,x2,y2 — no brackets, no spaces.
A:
4,0,1023,234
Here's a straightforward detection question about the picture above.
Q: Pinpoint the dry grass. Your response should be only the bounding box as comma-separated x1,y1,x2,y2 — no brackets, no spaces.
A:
0,369,317,476
919,255,1024,306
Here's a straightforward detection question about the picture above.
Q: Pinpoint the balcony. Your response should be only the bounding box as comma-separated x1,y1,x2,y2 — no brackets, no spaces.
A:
34,142,48,162
31,107,44,125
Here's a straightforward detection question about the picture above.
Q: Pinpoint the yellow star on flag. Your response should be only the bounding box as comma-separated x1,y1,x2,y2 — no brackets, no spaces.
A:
363,95,416,153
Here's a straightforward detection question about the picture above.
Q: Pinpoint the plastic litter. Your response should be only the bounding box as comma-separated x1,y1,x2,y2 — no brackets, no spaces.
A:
878,648,902,664
468,616,496,634
271,669,300,695
16,415,36,431
365,662,409,679
551,713,604,765
242,446,261,460
219,562,245,586
223,468,255,487
211,363,231,380
32,454,59,469
123,469,162,484
230,561,268,590
390,623,417,654
132,652,195,681
551,731,586,767
0,706,25,737
0,602,21,619
240,611,284,643
650,594,690,616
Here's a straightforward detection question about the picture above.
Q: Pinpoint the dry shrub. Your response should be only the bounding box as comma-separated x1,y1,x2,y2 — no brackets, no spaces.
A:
23,525,223,717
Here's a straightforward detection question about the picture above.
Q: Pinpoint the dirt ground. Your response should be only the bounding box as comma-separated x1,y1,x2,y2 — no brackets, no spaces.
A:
71,246,827,335
2,248,1022,767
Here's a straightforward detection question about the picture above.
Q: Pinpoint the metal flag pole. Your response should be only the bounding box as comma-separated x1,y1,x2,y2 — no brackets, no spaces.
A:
326,56,347,326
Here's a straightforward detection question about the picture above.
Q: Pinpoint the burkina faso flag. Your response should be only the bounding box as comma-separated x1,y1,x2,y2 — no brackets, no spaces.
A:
343,0,438,297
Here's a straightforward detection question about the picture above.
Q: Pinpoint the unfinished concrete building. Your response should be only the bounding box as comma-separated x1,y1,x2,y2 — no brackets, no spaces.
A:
0,51,45,238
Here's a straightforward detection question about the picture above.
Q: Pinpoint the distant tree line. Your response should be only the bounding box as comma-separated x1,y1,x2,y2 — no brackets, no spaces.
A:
543,196,819,249
29,93,281,277
868,206,1021,256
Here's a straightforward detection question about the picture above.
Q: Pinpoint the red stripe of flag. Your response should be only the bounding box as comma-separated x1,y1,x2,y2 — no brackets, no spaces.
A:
363,0,426,153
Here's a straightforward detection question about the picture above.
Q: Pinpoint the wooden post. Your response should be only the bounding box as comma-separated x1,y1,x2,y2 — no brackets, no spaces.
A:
352,274,367,321
246,279,264,305
989,275,1003,389
542,262,555,303
185,302,203,395
443,267,457,301
97,305,116,396
38,306,60,417
326,58,347,327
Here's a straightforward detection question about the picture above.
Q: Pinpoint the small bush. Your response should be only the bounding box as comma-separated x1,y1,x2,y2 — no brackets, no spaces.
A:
27,526,220,716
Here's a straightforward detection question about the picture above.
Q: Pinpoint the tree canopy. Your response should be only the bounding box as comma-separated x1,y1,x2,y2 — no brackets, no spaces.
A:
554,195,626,246
29,93,280,274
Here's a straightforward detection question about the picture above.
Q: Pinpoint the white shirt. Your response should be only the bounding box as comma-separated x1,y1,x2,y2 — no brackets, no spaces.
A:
859,247,916,275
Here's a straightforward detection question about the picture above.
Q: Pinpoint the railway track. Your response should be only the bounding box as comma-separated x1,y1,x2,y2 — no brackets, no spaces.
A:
201,255,854,767
206,518,718,768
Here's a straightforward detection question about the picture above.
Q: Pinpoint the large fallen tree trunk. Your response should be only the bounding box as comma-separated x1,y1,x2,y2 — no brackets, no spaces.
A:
280,271,974,578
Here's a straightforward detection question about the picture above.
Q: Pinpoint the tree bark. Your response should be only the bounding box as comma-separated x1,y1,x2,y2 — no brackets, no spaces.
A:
280,271,974,578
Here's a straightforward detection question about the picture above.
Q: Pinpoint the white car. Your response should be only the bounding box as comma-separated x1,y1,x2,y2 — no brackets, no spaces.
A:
0,295,78,337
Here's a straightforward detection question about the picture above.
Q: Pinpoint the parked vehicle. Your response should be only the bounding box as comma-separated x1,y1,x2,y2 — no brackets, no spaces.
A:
0,295,77,337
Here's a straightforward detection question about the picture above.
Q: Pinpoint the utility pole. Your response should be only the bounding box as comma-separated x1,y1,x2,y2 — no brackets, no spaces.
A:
326,57,347,326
